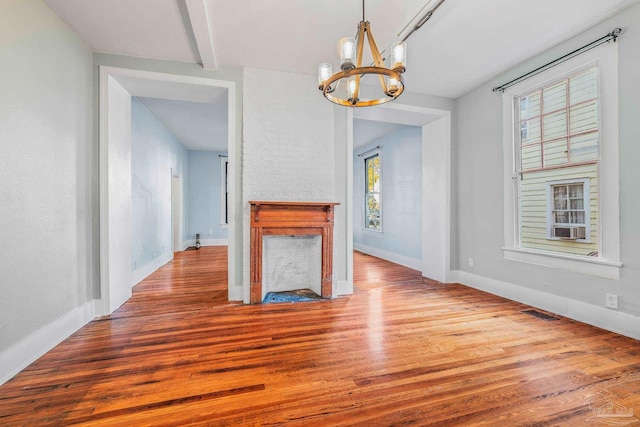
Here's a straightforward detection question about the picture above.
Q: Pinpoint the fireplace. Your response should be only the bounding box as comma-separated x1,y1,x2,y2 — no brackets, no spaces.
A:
249,201,339,304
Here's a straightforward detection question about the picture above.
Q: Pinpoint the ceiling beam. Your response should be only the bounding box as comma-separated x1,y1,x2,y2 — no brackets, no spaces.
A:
185,0,217,70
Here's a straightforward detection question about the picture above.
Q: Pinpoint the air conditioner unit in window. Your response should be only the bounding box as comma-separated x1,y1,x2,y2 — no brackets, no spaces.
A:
553,226,586,240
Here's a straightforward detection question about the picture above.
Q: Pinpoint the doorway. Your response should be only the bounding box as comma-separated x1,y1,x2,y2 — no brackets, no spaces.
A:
352,103,452,283
99,67,237,315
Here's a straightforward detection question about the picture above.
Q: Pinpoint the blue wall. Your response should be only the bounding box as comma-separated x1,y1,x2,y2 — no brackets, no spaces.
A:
354,126,422,264
188,151,228,241
131,97,189,270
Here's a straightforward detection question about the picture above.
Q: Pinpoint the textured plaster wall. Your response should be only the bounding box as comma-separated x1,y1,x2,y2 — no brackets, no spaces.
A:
0,0,93,351
131,97,188,271
188,150,228,241
242,68,335,303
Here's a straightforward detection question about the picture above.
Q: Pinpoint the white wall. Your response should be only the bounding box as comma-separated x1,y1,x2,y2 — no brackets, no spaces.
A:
187,150,228,244
104,76,133,310
454,3,640,339
131,97,189,278
0,0,95,382
354,127,423,270
242,68,335,303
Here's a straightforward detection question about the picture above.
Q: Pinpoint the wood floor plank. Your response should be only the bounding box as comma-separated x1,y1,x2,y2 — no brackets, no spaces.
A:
1,247,639,426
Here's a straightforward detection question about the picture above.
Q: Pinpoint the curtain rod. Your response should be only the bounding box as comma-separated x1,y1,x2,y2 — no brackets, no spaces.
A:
492,28,622,93
357,146,380,157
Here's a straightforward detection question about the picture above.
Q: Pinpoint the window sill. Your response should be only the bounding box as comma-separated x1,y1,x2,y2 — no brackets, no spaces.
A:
363,228,383,233
503,247,622,280
546,237,592,244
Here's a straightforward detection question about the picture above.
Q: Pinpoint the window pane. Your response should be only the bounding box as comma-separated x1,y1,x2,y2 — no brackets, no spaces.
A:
570,198,584,210
555,211,568,223
570,100,598,134
570,211,585,224
365,193,380,229
543,81,567,113
520,117,541,144
521,143,542,170
554,185,567,199
543,139,568,167
520,91,541,120
543,111,567,140
554,199,567,210
569,184,583,198
570,68,597,105
366,155,380,192
570,132,599,163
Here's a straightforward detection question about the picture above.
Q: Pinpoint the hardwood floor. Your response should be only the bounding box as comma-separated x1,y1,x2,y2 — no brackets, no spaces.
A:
1,247,639,426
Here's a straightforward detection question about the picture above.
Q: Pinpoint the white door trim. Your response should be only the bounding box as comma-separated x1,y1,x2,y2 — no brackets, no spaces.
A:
99,66,237,315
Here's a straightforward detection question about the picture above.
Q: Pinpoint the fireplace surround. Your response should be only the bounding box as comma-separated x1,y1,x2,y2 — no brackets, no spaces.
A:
249,201,339,304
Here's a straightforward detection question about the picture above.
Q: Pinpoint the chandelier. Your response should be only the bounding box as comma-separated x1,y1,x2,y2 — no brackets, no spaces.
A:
317,1,407,107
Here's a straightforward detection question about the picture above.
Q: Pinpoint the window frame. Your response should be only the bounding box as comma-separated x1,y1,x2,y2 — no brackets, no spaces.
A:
501,42,621,279
363,149,382,232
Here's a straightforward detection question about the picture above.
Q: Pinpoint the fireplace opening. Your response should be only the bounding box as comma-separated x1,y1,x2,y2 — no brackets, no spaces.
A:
262,235,322,300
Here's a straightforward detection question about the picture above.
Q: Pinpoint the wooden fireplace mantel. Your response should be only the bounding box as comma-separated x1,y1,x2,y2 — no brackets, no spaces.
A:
249,201,339,304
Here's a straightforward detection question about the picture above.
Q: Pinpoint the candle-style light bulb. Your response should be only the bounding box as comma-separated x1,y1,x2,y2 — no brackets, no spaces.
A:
347,77,357,103
340,37,356,70
391,42,407,73
386,76,399,94
318,63,333,89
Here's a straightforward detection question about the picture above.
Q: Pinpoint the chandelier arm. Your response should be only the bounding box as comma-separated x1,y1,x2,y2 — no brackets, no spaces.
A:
364,23,385,68
377,73,388,96
355,22,366,69
363,22,391,94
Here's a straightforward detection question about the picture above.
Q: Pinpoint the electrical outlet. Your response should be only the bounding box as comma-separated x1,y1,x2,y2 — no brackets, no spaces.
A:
605,293,618,309
468,258,474,268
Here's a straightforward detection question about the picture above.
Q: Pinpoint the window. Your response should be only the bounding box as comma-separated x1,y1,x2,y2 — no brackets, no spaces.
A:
547,179,590,242
364,152,381,231
516,67,598,257
502,42,621,279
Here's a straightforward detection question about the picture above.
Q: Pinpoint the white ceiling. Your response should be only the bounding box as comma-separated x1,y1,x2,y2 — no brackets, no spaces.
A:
353,120,407,149
45,0,639,99
43,0,639,149
138,96,228,152
110,73,228,151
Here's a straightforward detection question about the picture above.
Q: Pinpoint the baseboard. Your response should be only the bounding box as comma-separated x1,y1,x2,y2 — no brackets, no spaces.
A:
453,270,640,341
131,251,174,287
337,280,353,296
185,238,228,248
353,243,422,271
0,300,99,386
228,284,243,301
